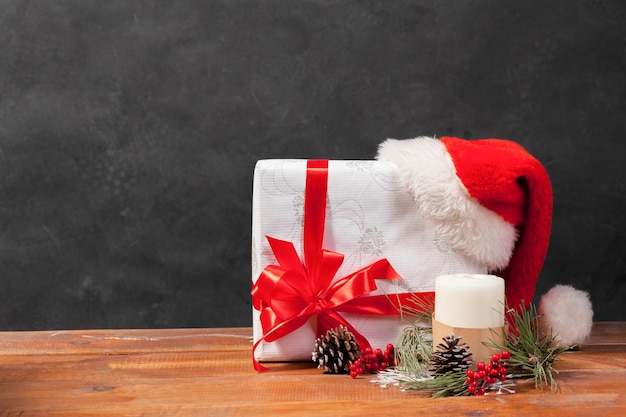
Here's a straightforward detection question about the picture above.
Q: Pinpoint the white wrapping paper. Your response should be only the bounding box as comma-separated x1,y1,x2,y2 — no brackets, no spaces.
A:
252,160,486,362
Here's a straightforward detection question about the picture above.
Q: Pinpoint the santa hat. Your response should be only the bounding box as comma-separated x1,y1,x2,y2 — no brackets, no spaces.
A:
376,136,553,314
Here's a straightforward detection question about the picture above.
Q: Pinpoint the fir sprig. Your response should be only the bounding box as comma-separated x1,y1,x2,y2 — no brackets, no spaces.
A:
486,303,572,390
392,292,435,378
400,371,469,398
395,325,432,378
398,292,435,322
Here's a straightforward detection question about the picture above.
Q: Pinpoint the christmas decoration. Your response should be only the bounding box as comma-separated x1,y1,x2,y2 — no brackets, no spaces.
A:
432,274,506,364
396,291,435,322
486,302,573,390
377,136,553,317
395,325,432,378
399,370,471,398
254,136,596,404
538,285,594,348
465,351,514,396
435,274,504,329
373,336,515,398
312,325,361,374
370,296,579,396
349,344,395,378
430,334,473,375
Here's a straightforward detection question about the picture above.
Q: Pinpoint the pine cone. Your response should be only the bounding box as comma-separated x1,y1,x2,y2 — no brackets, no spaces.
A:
430,334,473,375
312,325,361,374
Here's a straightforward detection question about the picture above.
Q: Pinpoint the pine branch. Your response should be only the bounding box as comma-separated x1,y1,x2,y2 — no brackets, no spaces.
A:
485,303,573,390
399,292,435,323
401,371,469,398
396,325,432,378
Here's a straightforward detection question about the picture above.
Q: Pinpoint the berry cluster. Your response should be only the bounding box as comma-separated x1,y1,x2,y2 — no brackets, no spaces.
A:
465,350,511,396
349,344,395,378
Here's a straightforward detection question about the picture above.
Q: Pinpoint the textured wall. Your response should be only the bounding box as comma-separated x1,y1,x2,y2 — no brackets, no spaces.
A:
1,0,625,330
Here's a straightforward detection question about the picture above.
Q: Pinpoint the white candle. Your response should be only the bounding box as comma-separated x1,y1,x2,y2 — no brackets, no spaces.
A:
435,274,505,329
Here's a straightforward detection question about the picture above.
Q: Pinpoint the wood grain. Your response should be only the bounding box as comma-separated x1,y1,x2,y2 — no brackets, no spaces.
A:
1,323,624,416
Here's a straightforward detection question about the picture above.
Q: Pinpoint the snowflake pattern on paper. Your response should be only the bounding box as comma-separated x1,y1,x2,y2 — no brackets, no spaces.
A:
434,236,452,254
345,160,374,172
292,192,305,227
357,227,385,257
327,198,371,273
431,234,468,277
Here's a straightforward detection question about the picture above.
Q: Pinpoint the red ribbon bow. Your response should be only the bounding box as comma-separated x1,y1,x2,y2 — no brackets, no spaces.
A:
252,160,427,371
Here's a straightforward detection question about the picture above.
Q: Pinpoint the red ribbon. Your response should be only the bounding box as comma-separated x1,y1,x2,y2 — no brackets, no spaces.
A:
252,160,431,371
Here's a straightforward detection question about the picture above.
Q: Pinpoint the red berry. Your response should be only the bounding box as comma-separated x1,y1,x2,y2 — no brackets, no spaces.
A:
467,385,476,394
501,350,511,360
466,369,474,377
491,353,501,362
476,362,486,371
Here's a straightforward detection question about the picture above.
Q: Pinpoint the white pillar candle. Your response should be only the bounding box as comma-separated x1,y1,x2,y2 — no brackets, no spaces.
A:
435,274,505,329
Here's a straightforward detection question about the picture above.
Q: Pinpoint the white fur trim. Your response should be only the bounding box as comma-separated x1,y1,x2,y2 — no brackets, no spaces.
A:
377,137,517,270
538,285,594,347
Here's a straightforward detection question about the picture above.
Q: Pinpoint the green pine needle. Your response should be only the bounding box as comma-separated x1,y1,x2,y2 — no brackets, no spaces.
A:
486,303,573,390
396,325,433,378
399,292,435,322
401,371,469,398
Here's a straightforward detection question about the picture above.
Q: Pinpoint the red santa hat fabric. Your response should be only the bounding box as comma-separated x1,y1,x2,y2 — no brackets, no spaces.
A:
377,136,553,314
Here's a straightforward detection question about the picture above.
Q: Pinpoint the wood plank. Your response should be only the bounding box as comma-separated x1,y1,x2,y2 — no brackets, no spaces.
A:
0,324,625,416
0,327,253,355
583,322,626,351
1,369,624,416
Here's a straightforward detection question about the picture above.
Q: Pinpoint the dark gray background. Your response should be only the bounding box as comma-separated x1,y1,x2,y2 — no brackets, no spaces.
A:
1,1,624,330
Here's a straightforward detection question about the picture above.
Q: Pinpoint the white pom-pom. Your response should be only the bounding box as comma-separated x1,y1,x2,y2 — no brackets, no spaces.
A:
538,285,593,347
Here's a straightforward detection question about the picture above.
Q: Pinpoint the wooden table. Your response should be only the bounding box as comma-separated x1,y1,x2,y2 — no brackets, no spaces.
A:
0,323,624,416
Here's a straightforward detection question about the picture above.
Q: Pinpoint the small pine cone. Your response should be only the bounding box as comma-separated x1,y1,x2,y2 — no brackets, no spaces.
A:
312,325,361,374
430,334,473,375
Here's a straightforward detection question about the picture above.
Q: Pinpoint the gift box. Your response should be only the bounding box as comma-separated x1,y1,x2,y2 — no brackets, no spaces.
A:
251,159,486,364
